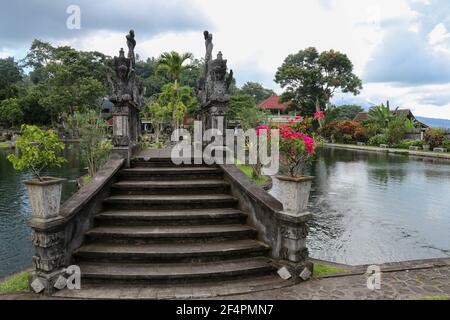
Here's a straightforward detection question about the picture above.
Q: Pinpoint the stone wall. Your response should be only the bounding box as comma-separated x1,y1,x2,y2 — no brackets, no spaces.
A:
28,158,124,293
220,164,313,280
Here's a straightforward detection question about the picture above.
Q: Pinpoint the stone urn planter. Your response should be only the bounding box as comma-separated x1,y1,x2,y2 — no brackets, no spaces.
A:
24,177,66,219
275,175,314,215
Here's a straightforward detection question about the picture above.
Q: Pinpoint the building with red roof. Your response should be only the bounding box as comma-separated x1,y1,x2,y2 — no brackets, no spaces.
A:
258,96,289,115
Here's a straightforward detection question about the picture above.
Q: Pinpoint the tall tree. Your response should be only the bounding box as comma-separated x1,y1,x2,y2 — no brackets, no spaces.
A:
228,93,266,129
240,82,276,103
22,40,110,124
157,51,194,128
325,104,364,122
275,47,362,126
0,57,22,100
0,98,23,127
157,51,194,84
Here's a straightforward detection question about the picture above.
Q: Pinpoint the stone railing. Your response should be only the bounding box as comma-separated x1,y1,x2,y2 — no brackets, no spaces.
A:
219,164,313,280
27,158,124,294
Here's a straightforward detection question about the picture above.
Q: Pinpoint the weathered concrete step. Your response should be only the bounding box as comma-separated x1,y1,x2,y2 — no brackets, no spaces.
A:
52,274,293,299
118,167,223,181
95,208,247,226
85,224,257,243
78,257,274,284
131,160,207,168
111,180,230,195
74,240,270,263
103,194,238,210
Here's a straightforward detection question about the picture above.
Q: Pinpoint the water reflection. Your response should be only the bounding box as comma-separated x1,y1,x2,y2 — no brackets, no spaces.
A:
270,148,450,265
0,145,84,278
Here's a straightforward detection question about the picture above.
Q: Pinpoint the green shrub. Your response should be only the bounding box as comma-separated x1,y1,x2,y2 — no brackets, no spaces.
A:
396,139,425,149
363,121,382,139
7,125,66,181
385,117,408,145
441,140,450,150
424,128,445,149
368,135,388,146
67,111,111,177
320,120,366,144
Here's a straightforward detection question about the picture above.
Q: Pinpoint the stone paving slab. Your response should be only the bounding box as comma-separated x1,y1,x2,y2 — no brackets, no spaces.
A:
1,265,448,300
221,265,450,300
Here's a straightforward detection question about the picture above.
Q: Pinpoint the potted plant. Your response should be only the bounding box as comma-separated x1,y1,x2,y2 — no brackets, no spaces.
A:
7,125,67,219
275,113,322,215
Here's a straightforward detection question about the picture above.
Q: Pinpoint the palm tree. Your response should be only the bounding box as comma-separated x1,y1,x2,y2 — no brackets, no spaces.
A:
157,51,193,83
368,103,394,128
157,51,193,129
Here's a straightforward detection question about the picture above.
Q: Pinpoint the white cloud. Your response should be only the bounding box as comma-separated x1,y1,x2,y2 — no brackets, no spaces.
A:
0,50,13,58
336,82,450,119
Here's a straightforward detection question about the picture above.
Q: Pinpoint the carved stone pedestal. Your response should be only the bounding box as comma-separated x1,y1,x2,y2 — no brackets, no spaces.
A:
110,101,141,167
275,211,313,282
28,229,67,294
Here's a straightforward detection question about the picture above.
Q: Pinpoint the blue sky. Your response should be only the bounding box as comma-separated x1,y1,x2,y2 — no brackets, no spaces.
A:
1,0,450,119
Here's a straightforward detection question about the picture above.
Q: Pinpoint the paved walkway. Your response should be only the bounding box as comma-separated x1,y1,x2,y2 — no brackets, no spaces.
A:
225,265,450,300
1,259,448,300
325,143,450,160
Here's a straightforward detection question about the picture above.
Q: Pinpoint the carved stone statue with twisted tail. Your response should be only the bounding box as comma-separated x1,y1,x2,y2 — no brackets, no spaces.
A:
108,30,144,164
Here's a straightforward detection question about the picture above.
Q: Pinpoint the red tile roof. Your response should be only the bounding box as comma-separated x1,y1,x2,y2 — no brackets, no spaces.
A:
353,112,368,122
259,96,288,111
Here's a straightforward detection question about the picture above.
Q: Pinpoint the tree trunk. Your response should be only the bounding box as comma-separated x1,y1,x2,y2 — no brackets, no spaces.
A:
315,97,323,128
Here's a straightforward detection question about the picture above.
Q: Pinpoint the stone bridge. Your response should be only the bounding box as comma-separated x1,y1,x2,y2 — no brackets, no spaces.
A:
25,30,312,297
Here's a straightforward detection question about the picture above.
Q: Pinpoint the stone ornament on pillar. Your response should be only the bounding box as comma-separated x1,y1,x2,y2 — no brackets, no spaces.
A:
195,31,234,139
108,30,144,163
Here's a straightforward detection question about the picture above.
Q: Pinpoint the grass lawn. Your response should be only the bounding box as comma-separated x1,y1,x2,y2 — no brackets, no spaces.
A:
415,296,449,300
0,271,30,293
313,263,348,277
236,162,268,186
0,142,11,149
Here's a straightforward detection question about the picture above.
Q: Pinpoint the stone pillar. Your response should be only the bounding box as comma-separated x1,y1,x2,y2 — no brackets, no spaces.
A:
276,212,314,282
28,226,68,294
111,101,141,166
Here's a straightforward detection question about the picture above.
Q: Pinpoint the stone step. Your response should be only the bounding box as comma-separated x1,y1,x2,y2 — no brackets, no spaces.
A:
110,179,230,195
118,167,223,181
131,159,206,168
95,208,247,226
103,194,238,210
85,224,257,243
77,257,275,284
52,274,293,299
74,240,270,263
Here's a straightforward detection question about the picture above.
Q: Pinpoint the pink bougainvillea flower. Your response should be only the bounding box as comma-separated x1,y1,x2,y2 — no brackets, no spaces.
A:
301,135,316,155
314,111,325,120
256,125,270,136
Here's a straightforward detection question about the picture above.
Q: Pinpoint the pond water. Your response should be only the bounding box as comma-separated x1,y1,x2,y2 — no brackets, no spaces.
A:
270,148,450,265
0,145,84,278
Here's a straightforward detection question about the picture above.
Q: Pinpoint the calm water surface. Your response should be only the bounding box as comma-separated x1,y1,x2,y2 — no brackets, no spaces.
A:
270,148,450,265
0,146,84,278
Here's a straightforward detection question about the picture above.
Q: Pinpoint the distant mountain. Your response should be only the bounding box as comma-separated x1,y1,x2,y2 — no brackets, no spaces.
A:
416,117,450,129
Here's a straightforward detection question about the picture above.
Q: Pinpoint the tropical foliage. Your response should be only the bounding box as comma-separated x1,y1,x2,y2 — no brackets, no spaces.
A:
67,111,111,177
7,125,66,181
275,47,362,121
424,128,446,149
278,115,320,176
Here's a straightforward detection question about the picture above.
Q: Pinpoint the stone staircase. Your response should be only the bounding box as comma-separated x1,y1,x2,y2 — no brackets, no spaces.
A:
73,158,277,286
